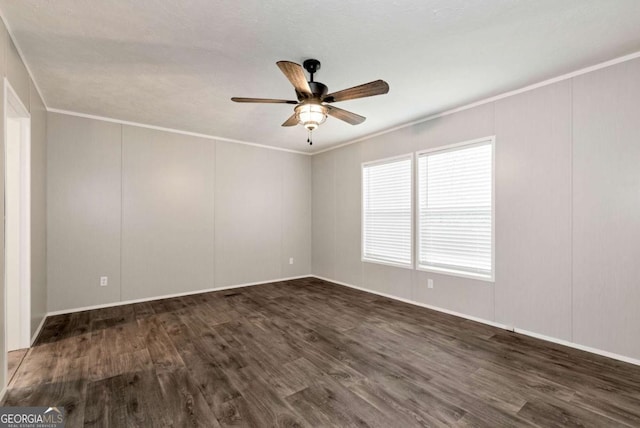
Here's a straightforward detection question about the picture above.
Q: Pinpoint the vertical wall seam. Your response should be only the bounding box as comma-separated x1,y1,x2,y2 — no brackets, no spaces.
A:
360,152,364,286
333,153,337,280
308,156,312,274
4,28,7,80
212,140,216,288
280,153,284,279
411,148,417,301
2,61,6,389
119,124,123,303
492,100,497,323
43,95,48,312
310,157,314,275
569,79,574,342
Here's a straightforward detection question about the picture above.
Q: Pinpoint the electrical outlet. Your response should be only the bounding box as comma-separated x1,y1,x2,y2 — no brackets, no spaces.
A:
289,257,294,265
100,276,108,287
427,278,434,289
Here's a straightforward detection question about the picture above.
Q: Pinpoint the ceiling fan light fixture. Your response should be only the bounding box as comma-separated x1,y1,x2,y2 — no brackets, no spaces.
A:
231,59,389,145
295,102,327,131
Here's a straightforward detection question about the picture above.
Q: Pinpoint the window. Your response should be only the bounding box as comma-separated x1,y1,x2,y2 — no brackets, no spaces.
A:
417,138,494,280
362,155,413,268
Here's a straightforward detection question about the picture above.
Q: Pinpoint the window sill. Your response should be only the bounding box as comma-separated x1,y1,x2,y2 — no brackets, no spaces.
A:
362,257,414,270
417,265,494,283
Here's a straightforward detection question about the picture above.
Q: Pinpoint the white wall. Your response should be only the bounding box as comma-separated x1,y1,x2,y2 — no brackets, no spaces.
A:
571,59,640,360
0,16,48,391
47,112,311,312
494,81,573,340
47,114,122,311
215,142,312,286
4,14,635,375
5,118,20,351
29,78,47,338
121,126,216,300
312,57,640,361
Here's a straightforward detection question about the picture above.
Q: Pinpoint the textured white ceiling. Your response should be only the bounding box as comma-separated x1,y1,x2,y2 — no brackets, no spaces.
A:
2,0,640,153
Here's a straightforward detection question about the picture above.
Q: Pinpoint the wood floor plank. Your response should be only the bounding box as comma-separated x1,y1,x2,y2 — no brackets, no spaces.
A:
3,377,87,427
469,366,576,407
286,373,398,428
7,349,28,386
215,395,261,427
83,375,111,427
271,357,321,398
421,373,537,427
229,310,367,388
234,373,310,427
9,348,59,389
131,301,156,320
137,317,185,371
84,369,172,427
569,389,640,426
156,368,222,428
4,278,640,427
34,313,72,344
173,339,244,422
347,375,463,426
517,398,630,427
88,349,153,382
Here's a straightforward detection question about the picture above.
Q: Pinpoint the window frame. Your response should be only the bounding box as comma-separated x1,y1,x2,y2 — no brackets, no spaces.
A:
361,153,414,269
415,136,496,282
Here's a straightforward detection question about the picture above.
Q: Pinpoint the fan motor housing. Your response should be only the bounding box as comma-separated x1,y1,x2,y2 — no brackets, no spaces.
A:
296,81,328,101
309,82,328,98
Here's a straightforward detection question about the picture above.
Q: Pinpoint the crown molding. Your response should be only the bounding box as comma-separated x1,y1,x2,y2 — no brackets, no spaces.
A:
312,50,640,155
47,108,312,155
4,2,638,157
0,10,48,108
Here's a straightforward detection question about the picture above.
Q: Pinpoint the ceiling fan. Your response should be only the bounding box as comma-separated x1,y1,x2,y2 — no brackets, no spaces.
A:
231,59,389,145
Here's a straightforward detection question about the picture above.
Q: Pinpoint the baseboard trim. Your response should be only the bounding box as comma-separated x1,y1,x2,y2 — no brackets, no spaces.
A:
311,275,509,330
30,316,47,346
46,275,311,317
35,274,640,367
512,328,640,366
311,275,640,367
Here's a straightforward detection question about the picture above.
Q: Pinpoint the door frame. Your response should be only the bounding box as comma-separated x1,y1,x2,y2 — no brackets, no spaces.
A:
3,77,31,380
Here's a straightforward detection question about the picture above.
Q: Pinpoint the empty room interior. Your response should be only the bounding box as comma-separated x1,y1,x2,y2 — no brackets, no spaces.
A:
1,1,640,426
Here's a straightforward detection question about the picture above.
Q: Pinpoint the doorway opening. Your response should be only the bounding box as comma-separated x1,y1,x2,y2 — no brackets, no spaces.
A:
4,78,31,385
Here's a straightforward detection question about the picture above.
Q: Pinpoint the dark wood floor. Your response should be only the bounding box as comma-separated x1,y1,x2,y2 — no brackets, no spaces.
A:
7,348,28,386
3,277,640,427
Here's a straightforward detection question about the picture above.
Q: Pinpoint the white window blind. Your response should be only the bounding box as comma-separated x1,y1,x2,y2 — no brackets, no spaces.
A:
418,140,493,279
362,155,412,267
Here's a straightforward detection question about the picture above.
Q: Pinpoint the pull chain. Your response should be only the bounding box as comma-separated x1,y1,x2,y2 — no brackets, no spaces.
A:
307,129,313,145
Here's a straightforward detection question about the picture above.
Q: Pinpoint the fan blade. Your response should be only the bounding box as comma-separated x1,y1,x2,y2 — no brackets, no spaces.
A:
276,61,312,97
326,105,366,125
281,113,298,127
231,97,298,104
324,80,389,103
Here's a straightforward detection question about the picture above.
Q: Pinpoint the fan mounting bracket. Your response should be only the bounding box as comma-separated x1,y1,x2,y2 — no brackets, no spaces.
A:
303,59,321,80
